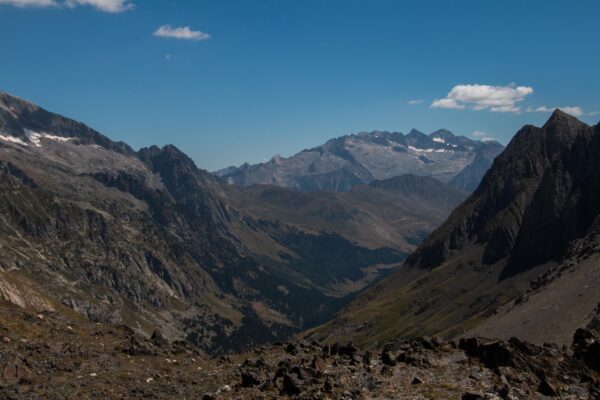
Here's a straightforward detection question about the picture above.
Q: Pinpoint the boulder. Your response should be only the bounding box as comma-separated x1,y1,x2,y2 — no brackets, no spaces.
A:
461,391,485,400
338,342,359,357
310,355,326,372
380,350,397,366
538,379,559,397
240,369,261,387
281,373,303,395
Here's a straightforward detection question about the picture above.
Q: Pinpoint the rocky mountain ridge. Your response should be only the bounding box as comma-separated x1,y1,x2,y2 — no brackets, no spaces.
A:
215,127,504,192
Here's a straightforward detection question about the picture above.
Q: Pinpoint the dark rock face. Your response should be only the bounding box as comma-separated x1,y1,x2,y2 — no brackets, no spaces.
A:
461,392,485,400
459,337,572,376
574,327,600,372
407,110,597,277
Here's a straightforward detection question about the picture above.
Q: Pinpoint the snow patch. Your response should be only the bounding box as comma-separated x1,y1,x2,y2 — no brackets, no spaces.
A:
25,130,74,147
432,137,445,144
408,145,453,154
408,145,430,153
0,134,28,146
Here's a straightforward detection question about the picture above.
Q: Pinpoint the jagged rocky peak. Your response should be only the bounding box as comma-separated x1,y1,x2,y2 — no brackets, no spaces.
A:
430,128,455,139
407,128,428,138
407,110,595,273
429,129,456,144
139,143,199,172
270,154,285,165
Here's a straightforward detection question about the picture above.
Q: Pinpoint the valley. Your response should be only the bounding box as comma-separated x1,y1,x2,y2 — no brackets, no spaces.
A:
1,92,599,399
0,91,465,353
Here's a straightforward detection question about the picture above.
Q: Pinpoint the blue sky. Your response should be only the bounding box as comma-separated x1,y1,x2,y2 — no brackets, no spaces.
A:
1,0,599,170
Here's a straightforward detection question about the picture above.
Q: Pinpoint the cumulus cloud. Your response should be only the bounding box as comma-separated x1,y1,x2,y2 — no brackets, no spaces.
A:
471,130,496,142
154,25,210,41
407,99,423,105
0,0,57,6
526,105,584,117
0,0,133,11
431,84,533,113
431,98,465,110
65,0,133,12
472,130,488,137
559,106,584,117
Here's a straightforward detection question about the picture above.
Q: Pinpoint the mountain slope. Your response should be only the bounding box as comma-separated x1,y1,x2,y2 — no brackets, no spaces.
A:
306,110,600,345
215,129,504,192
0,91,464,352
230,174,467,252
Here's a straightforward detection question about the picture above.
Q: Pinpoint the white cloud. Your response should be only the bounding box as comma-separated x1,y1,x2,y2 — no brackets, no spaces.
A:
431,84,533,113
165,54,173,61
589,111,600,117
527,105,584,117
154,25,210,41
65,0,133,12
526,106,552,113
0,0,133,11
407,99,423,105
472,130,495,142
430,98,465,110
0,0,57,6
555,106,583,117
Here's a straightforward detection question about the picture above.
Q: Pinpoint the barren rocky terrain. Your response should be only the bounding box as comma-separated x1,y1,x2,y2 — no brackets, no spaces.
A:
0,303,598,399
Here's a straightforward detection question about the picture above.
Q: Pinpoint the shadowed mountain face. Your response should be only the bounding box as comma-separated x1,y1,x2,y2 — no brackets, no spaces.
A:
215,129,504,192
407,110,598,277
0,91,466,353
307,110,600,346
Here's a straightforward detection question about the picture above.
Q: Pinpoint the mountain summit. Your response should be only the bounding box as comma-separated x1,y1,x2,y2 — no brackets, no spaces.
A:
215,129,504,192
308,110,600,345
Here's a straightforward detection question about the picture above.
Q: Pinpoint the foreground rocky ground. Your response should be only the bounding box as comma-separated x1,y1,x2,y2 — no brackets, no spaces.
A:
0,304,598,399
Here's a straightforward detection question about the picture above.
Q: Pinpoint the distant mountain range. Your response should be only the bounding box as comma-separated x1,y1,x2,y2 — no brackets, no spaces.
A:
308,110,600,345
215,128,504,192
0,91,466,353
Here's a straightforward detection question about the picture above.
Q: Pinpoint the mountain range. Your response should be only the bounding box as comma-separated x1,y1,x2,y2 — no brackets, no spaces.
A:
1,90,599,399
1,89,598,357
0,91,466,353
308,109,600,346
215,128,504,192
